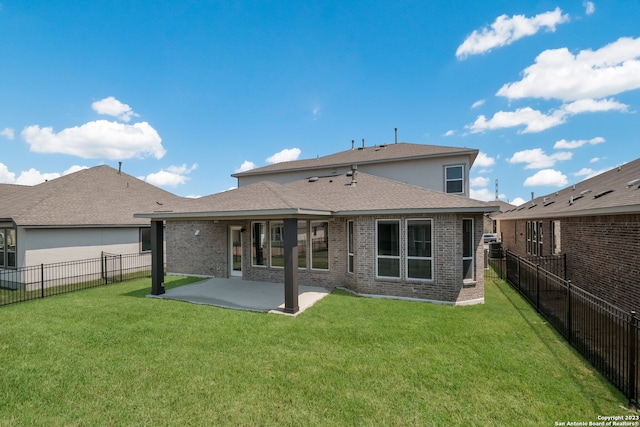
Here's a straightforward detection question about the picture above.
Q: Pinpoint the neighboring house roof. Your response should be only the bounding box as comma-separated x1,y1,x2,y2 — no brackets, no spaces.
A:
497,157,640,220
0,165,184,227
232,142,479,178
486,200,516,217
137,171,498,220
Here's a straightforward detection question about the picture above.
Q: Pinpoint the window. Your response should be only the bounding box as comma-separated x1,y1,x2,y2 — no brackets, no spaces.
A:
252,222,266,266
462,219,474,281
445,165,464,194
270,222,284,268
297,221,308,269
406,219,433,280
311,221,328,270
527,221,543,256
376,220,400,278
537,222,544,256
140,227,152,252
347,220,354,274
0,227,17,268
551,220,561,255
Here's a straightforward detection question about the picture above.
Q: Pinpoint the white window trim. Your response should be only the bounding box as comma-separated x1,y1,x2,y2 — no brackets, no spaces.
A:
444,164,465,195
269,221,284,269
251,221,267,267
462,218,475,281
375,219,401,279
405,218,434,282
347,220,354,274
310,221,329,271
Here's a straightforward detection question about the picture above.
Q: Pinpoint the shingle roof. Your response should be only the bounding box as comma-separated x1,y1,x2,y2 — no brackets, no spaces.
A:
137,171,497,219
497,157,640,220
1,165,184,227
232,142,479,177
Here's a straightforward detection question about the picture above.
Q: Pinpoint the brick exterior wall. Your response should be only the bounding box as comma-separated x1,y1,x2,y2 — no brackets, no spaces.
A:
499,214,640,313
165,212,485,305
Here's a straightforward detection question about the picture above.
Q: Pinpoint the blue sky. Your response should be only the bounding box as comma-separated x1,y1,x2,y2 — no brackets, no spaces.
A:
1,1,639,205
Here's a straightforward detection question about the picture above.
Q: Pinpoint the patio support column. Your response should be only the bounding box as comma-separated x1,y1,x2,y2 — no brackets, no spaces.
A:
283,217,299,314
151,219,165,295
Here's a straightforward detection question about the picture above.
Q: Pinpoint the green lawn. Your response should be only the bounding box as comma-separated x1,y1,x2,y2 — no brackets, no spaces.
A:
0,275,630,426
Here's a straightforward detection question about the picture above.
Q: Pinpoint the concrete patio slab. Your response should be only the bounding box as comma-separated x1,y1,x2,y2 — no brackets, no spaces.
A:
148,277,331,316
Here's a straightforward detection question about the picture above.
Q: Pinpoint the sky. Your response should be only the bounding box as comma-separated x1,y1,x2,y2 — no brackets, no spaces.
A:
1,1,639,205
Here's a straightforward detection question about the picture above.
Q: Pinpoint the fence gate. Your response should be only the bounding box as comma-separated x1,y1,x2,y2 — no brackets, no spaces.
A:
101,252,122,284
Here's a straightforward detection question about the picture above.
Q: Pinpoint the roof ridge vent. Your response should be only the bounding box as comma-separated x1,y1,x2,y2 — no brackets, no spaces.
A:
593,189,614,199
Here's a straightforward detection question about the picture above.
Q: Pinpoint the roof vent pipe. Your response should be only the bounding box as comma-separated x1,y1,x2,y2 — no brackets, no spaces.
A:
351,140,355,150
350,164,357,186
362,138,365,149
118,161,122,174
531,191,534,201
394,128,398,144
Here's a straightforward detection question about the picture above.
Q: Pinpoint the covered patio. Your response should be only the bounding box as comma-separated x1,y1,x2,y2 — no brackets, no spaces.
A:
148,277,331,316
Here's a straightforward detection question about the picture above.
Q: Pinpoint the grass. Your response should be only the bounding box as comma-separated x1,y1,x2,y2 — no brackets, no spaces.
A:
0,275,631,426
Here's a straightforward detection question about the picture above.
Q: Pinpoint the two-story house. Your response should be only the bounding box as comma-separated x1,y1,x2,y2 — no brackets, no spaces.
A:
137,141,498,313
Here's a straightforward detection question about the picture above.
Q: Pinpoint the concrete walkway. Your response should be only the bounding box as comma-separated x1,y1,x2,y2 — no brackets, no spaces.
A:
149,277,331,316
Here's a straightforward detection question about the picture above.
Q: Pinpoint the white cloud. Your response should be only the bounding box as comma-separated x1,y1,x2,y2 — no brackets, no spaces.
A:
22,120,165,160
497,37,640,101
584,1,595,15
473,151,496,168
0,127,14,140
470,187,496,202
590,157,601,163
92,96,139,122
553,136,605,149
468,98,627,133
0,162,16,183
0,163,90,185
456,8,569,59
470,176,489,187
15,168,61,185
443,130,455,137
468,107,566,133
511,197,527,206
143,164,197,187
574,166,611,179
508,148,572,169
523,169,568,187
235,160,256,173
266,148,301,164
471,99,485,109
64,165,89,175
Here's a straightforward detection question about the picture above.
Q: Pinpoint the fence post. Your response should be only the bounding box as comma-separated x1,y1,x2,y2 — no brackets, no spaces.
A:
630,311,638,410
119,254,123,283
566,280,572,342
517,255,521,292
40,264,44,298
536,264,540,313
563,253,567,281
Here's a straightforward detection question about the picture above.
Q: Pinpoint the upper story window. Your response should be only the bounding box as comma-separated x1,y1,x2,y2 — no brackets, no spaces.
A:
445,165,464,194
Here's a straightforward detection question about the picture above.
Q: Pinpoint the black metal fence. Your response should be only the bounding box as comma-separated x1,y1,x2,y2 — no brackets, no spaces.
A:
0,252,152,307
486,251,638,408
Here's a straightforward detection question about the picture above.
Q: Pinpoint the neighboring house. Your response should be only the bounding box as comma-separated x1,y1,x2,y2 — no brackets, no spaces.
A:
495,157,640,313
483,200,516,234
233,141,478,196
138,142,498,313
0,165,183,270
